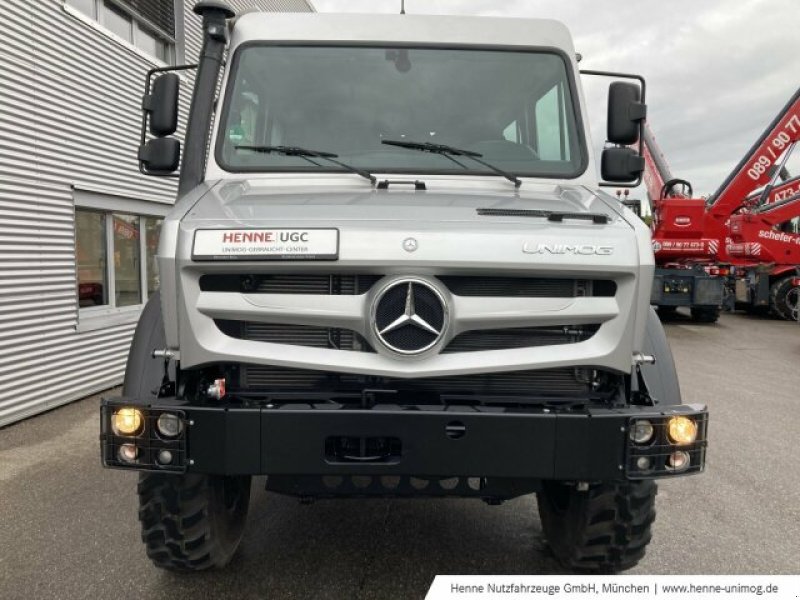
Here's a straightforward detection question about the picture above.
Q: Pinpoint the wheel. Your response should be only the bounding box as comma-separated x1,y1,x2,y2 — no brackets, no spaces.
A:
770,276,799,321
138,473,252,571
125,293,252,571
537,480,657,573
690,306,720,323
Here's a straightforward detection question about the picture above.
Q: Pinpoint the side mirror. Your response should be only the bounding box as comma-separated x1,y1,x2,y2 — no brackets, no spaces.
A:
144,73,179,136
139,138,181,174
607,81,646,145
601,147,645,182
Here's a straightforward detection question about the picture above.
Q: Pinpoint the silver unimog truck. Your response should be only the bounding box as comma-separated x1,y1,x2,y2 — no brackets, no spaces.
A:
101,1,708,573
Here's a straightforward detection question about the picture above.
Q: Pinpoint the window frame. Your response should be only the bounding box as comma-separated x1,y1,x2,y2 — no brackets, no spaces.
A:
73,191,168,331
214,42,590,181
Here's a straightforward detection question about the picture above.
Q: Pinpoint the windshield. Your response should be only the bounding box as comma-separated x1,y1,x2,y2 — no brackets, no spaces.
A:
216,45,586,179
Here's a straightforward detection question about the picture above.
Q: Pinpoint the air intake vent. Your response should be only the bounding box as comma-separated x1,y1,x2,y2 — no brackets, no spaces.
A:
215,320,372,352
200,274,616,298
240,365,595,398
200,274,381,294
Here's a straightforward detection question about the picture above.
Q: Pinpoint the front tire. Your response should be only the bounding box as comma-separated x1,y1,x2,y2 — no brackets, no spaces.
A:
138,473,252,571
125,294,252,571
690,306,720,323
537,480,657,573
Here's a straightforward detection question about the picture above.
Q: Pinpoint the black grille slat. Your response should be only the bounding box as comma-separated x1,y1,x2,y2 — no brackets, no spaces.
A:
217,321,596,352
199,274,381,295
220,321,364,351
241,365,591,397
443,327,596,353
199,274,616,298
243,323,355,349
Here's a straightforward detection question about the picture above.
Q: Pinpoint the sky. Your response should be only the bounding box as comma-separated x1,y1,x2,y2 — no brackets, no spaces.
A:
310,0,799,198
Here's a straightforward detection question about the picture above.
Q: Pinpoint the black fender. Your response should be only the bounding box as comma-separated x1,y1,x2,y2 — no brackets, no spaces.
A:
123,291,171,399
638,307,682,405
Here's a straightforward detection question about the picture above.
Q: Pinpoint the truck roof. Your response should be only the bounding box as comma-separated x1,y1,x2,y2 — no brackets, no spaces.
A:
230,13,576,55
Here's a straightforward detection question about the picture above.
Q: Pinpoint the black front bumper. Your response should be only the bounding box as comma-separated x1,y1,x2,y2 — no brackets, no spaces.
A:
101,398,708,482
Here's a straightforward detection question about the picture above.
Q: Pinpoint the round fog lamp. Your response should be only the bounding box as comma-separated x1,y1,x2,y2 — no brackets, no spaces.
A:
629,420,655,444
667,416,697,445
156,413,183,438
636,456,652,471
118,443,138,463
112,408,143,436
666,450,691,472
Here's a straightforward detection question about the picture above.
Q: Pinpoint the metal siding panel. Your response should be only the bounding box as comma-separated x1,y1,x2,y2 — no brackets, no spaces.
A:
0,0,312,427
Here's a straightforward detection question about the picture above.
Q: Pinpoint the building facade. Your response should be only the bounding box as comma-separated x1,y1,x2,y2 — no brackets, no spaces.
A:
0,0,314,426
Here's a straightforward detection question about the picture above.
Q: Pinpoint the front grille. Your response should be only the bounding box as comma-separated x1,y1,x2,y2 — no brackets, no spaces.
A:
240,364,597,399
200,273,616,298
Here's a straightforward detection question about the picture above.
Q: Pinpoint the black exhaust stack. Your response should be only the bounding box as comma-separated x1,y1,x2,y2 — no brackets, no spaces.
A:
179,1,236,197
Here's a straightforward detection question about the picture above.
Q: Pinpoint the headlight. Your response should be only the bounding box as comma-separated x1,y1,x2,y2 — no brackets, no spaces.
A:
111,408,144,436
629,420,655,444
156,413,183,438
667,416,697,445
118,443,139,463
666,450,691,472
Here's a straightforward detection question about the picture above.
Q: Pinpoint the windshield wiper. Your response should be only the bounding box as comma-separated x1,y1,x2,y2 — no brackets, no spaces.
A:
381,139,522,188
236,145,377,185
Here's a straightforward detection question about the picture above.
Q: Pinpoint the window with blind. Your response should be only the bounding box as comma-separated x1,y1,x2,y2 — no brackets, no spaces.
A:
67,0,177,64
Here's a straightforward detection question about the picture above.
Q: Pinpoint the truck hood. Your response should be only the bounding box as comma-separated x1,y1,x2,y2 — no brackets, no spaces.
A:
176,179,643,273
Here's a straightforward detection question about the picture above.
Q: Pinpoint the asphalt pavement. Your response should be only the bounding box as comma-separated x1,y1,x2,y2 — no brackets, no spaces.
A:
1,311,799,599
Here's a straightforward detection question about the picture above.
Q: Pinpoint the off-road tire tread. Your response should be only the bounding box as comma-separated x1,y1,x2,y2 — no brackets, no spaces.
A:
137,473,249,571
538,481,657,573
770,276,798,321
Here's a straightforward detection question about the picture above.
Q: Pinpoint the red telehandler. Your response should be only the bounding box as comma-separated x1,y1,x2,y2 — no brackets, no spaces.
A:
642,87,800,321
727,186,800,320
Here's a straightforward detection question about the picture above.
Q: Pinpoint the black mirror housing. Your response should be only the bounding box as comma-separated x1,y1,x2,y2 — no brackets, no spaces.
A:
607,81,646,145
144,73,180,137
601,147,644,182
139,137,181,174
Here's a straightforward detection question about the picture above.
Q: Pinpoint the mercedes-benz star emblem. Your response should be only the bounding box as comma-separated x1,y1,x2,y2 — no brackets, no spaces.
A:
402,237,418,252
372,279,447,355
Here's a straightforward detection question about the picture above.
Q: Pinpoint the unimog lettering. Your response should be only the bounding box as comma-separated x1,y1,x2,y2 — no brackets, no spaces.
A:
523,243,615,255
